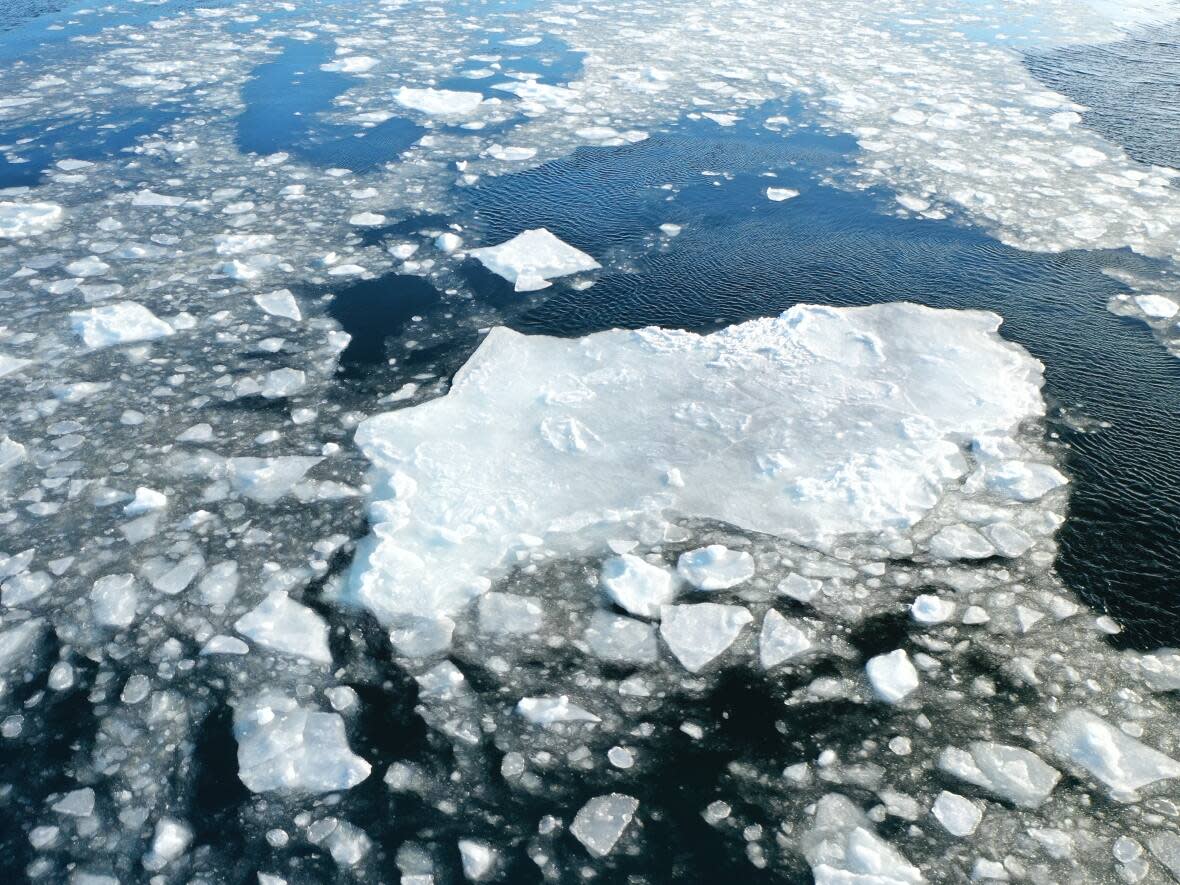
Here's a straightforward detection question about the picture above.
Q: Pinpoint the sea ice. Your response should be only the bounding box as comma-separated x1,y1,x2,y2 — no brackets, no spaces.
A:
866,649,920,703
932,791,982,837
466,228,600,291
516,695,601,727
570,794,639,858
478,592,543,634
676,545,755,590
766,187,799,202
253,289,302,322
458,840,498,881
939,742,1061,808
759,609,812,668
234,591,332,663
226,456,322,503
1049,709,1180,798
659,603,753,673
583,611,659,664
395,87,484,116
1134,294,1179,319
233,693,370,794
802,794,923,884
0,201,62,237
349,304,1045,624
599,554,675,618
69,302,175,349
89,575,138,628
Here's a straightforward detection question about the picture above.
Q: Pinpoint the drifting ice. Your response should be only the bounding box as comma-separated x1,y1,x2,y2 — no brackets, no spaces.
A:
467,228,601,291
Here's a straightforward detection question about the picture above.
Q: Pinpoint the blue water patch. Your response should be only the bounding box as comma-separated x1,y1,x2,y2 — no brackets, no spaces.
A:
0,104,181,188
332,103,1180,647
237,38,424,171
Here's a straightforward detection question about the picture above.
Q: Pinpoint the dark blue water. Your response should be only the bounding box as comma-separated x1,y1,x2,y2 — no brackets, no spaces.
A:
237,38,424,170
331,105,1180,650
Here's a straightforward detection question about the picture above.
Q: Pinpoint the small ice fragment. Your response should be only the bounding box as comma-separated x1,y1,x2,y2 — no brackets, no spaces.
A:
226,456,322,503
478,592,543,635
322,55,377,74
90,574,138,628
910,594,954,625
1049,709,1180,798
600,554,674,618
253,289,302,322
458,839,498,881
866,649,919,703
938,742,1060,808
570,794,639,858
1134,294,1179,319
676,545,755,590
0,201,63,237
516,695,601,727
143,818,191,870
349,212,386,227
435,232,463,253
467,228,599,292
583,611,658,664
928,524,994,560
802,794,922,884
395,87,484,116
766,187,799,202
200,635,249,655
70,302,174,349
932,791,982,837
124,487,167,516
759,609,812,669
52,788,95,817
234,591,332,663
659,603,753,672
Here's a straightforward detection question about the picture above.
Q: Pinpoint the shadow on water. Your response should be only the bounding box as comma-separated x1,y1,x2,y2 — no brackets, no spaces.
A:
236,38,424,171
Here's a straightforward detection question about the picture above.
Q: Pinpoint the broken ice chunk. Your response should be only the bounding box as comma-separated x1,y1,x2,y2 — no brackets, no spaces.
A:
395,87,484,116
90,574,138,628
676,545,755,590
659,603,753,673
1134,294,1179,319
583,611,659,664
938,742,1060,808
70,302,174,349
570,794,639,858
52,787,95,817
600,554,674,618
910,594,954,625
766,187,799,202
1049,709,1180,799
226,456,322,503
123,487,167,516
234,591,332,663
759,609,812,669
143,818,191,871
234,693,370,793
478,592,543,634
0,201,63,237
927,524,994,560
467,228,600,291
458,839,498,881
866,649,919,703
981,461,1067,502
253,289,302,322
515,696,601,727
802,793,923,884
932,791,982,837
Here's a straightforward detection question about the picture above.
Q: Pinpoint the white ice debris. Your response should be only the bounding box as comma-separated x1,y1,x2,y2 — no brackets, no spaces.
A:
802,793,923,884
1049,709,1180,799
516,695,601,727
123,487,167,516
89,574,138,628
52,788,96,817
1133,294,1179,319
570,794,639,858
927,524,994,560
910,594,954,625
866,649,920,703
766,187,799,202
759,609,812,668
466,228,600,291
143,818,191,871
234,591,332,663
599,554,675,618
478,592,543,634
932,791,982,837
659,603,753,673
349,304,1045,624
253,289,302,322
322,55,378,74
458,839,499,881
676,545,755,590
233,693,370,794
395,87,484,117
69,302,175,349
939,742,1061,808
0,201,63,238
226,456,322,503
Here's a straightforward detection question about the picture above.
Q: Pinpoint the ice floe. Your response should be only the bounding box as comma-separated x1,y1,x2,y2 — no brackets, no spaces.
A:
466,228,600,291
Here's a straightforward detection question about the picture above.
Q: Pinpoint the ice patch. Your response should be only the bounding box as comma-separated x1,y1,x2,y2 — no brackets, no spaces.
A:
234,591,332,663
599,554,674,618
676,544,755,590
69,302,175,349
803,793,923,884
1049,709,1180,799
466,228,600,292
0,201,63,238
516,695,601,727
658,602,753,673
395,87,484,117
570,794,639,858
939,742,1061,808
866,649,920,703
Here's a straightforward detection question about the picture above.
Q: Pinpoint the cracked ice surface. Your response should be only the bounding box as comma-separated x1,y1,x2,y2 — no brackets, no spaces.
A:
348,303,1047,623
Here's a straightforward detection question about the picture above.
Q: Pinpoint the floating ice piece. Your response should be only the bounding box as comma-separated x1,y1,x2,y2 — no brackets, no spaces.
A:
802,793,923,885
234,591,332,663
90,574,138,628
435,232,463,253
226,456,322,503
570,794,639,858
659,603,753,673
458,839,498,881
971,859,1009,881
349,212,386,227
516,695,601,727
0,356,33,379
0,201,62,237
260,368,307,398
759,609,812,668
1049,709,1180,799
200,635,249,655
131,190,186,207
600,554,674,618
234,693,370,794
866,649,919,703
939,742,1061,808
395,87,484,116
766,187,799,202
348,304,1045,624
467,228,600,292
124,487,167,516
1149,832,1180,881
70,302,174,349
910,594,954,625
1134,294,1179,319
1135,649,1180,692
980,460,1067,502
478,592,543,634
322,55,377,73
583,611,659,664
144,818,191,871
52,788,95,817
932,791,981,837
64,256,110,277
254,289,302,322
214,233,275,255
676,545,755,590
927,524,994,560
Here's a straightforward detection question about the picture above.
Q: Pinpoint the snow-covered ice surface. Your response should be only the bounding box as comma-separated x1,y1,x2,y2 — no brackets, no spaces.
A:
0,0,1179,880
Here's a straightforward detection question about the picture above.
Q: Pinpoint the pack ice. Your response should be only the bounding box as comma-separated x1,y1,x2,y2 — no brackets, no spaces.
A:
348,303,1046,624
467,228,601,291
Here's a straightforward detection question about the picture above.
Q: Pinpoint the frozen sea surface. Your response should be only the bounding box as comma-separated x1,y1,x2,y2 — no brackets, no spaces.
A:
0,0,1179,882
